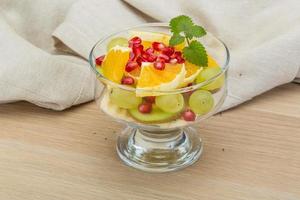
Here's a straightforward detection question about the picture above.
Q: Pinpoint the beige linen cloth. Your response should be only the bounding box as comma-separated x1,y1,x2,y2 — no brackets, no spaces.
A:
0,0,299,111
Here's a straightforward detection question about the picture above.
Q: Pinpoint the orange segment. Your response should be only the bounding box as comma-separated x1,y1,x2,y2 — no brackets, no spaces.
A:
185,62,202,78
141,41,152,49
136,63,186,96
207,55,218,67
181,62,202,86
125,67,141,81
101,46,130,83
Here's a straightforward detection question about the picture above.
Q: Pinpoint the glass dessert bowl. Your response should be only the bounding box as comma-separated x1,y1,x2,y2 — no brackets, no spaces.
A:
89,22,229,172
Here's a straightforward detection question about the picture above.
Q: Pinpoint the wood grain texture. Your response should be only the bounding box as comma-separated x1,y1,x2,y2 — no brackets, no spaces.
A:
0,83,299,200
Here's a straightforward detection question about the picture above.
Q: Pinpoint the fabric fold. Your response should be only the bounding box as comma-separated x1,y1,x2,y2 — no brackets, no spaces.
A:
0,0,299,111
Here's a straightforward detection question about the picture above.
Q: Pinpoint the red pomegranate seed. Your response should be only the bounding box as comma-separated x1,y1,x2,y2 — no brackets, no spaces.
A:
157,54,170,63
121,76,135,85
171,51,185,63
125,61,139,72
136,56,143,66
170,51,181,58
145,47,155,54
182,109,196,121
95,55,105,65
148,54,157,62
136,55,148,66
141,53,149,61
142,52,157,62
154,61,165,70
144,96,156,103
132,45,144,56
169,58,177,64
173,51,182,57
129,36,142,47
152,42,166,51
129,52,135,61
138,103,152,113
176,56,185,64
162,47,174,56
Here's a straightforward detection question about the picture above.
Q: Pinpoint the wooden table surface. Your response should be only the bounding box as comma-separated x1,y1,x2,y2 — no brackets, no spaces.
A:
0,83,299,200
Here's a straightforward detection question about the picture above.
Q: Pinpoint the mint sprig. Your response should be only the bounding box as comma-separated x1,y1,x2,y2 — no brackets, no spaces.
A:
169,15,207,67
183,41,207,67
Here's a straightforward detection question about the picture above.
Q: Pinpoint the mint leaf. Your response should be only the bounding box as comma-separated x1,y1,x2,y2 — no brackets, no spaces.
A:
184,25,206,39
169,15,193,34
169,34,185,46
183,41,208,66
190,25,206,38
169,15,208,67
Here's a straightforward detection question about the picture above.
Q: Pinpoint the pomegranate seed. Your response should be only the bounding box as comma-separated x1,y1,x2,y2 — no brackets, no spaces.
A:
182,109,196,121
142,52,157,62
132,45,144,56
141,53,149,61
173,51,182,57
129,36,142,46
154,61,165,70
129,52,135,61
157,54,170,63
177,56,185,64
147,54,157,62
152,42,166,51
136,56,143,66
121,76,135,85
145,47,155,54
169,58,177,64
138,103,152,113
171,51,185,63
140,54,148,62
95,55,105,66
144,96,156,103
125,61,139,72
162,47,174,56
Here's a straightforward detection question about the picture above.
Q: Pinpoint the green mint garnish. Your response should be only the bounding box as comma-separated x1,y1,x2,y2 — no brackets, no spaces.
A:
183,41,207,67
169,33,185,46
169,15,207,67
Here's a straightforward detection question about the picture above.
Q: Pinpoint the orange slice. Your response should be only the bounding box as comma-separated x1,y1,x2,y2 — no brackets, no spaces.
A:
125,67,141,81
129,31,185,51
181,62,203,86
207,55,218,67
136,62,186,96
101,46,130,83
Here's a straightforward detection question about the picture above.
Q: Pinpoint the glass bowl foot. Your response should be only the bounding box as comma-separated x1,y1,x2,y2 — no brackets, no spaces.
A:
116,127,203,173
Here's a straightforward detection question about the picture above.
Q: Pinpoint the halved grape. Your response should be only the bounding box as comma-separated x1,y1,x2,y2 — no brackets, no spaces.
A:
189,90,214,115
196,66,224,91
129,106,175,123
109,88,142,109
155,94,184,113
107,37,128,51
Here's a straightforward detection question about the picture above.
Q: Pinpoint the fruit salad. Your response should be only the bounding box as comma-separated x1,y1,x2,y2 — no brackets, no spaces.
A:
93,16,226,128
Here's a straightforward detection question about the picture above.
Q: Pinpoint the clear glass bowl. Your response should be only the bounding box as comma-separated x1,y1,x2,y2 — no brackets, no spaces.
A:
89,23,230,172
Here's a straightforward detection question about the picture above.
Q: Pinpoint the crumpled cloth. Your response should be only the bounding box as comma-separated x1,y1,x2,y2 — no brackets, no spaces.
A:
0,0,299,110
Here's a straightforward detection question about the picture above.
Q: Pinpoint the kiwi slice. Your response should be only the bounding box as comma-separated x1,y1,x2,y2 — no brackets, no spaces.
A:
129,107,176,123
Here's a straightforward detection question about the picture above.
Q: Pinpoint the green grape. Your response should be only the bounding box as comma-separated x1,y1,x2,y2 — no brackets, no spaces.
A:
155,94,185,113
107,37,128,51
109,88,142,109
189,90,214,115
196,66,225,91
129,106,175,123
